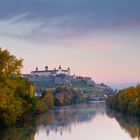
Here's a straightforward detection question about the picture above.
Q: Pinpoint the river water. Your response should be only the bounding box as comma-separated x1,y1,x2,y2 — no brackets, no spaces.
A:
0,102,140,140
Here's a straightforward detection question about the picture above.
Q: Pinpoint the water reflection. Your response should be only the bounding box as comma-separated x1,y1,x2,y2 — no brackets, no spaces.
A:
0,102,105,140
38,102,105,136
1,103,140,140
106,109,140,140
0,120,36,140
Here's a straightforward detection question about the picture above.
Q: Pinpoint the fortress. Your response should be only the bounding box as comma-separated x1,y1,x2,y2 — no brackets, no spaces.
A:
22,65,95,88
22,65,113,98
30,65,71,77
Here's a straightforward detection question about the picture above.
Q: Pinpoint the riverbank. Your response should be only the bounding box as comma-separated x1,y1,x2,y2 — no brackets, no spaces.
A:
1,102,139,140
106,85,140,116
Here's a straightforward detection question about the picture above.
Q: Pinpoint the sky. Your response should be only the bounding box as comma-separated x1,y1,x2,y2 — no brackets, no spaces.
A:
0,0,140,85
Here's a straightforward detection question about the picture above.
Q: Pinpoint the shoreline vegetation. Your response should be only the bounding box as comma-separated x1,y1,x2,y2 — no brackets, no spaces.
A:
106,85,140,116
2,47,139,129
0,48,97,127
0,48,37,127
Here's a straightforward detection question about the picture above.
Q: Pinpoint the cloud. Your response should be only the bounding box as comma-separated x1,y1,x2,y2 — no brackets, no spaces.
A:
0,0,140,43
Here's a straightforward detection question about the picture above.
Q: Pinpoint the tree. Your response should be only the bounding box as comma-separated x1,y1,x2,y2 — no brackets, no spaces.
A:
0,86,23,126
0,48,23,81
36,90,54,113
106,85,140,116
42,90,54,109
0,48,24,126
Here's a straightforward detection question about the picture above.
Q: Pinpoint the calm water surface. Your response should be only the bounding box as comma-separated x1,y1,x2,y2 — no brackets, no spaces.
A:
1,102,140,140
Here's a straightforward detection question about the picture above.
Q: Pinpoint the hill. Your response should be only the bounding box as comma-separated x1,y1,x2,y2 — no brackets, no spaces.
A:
24,74,114,101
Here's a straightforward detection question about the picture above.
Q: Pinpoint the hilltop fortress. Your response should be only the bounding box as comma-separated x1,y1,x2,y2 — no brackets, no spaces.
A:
30,65,71,77
23,65,95,86
22,65,114,99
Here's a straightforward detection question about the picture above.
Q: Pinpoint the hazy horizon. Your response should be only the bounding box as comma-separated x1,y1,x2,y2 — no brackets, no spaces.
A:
0,0,140,85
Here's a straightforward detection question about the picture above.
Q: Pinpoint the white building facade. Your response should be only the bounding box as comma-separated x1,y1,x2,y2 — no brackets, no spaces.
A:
30,65,71,77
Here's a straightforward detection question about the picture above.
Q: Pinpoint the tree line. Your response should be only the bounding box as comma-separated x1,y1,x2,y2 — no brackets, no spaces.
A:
0,48,87,127
0,48,40,126
106,85,140,116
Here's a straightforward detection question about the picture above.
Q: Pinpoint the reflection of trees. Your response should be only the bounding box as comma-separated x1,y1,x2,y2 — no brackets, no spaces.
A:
0,102,105,140
106,108,140,140
0,119,36,140
35,102,105,136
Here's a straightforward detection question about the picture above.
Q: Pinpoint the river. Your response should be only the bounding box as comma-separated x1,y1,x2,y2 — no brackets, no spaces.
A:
0,102,140,140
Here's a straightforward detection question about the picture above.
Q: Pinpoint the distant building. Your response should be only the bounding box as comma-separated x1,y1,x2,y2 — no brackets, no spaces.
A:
30,65,71,77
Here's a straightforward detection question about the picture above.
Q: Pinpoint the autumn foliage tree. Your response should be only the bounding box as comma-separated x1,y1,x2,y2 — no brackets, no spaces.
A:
106,85,140,116
0,48,23,80
0,48,36,126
